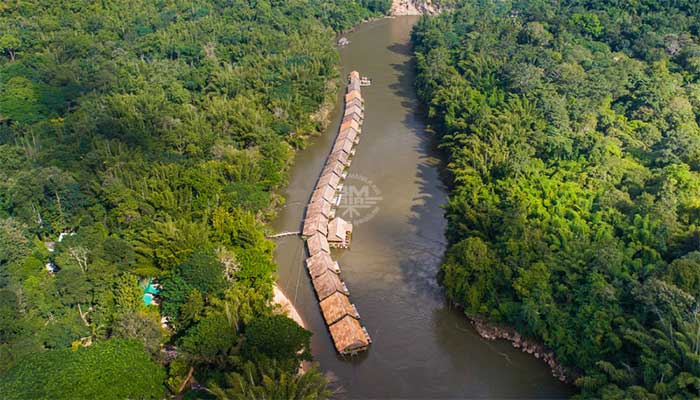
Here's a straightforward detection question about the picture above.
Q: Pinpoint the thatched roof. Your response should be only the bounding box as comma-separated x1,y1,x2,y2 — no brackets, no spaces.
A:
316,172,341,191
338,128,359,144
306,252,340,278
306,198,332,218
328,315,370,354
345,98,364,111
321,161,346,179
328,217,353,243
306,233,330,255
348,80,361,92
344,106,363,120
302,214,328,237
319,292,359,326
311,184,336,203
340,118,361,134
328,150,350,167
311,268,348,301
332,137,354,156
343,113,362,125
345,91,363,104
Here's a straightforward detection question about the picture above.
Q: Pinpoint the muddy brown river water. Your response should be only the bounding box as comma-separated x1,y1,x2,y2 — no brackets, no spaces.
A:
272,16,573,399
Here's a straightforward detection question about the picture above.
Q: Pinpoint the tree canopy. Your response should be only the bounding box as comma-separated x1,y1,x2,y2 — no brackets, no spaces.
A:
0,339,165,399
0,0,387,397
414,1,700,398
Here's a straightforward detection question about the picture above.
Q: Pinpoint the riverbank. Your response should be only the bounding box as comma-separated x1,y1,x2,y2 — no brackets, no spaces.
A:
468,316,575,383
390,0,441,15
273,284,306,329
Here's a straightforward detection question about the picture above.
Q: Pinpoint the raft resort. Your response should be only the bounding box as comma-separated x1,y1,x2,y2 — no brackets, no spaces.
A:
301,71,371,355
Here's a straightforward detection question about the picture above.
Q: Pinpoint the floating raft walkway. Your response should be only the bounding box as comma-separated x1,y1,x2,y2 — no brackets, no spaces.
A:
301,71,371,356
266,231,300,239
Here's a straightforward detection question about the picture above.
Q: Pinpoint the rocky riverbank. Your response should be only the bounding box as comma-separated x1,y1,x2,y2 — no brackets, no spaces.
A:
470,317,574,383
390,0,441,15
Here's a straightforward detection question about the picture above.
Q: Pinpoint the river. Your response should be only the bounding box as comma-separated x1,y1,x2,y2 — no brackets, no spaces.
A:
272,16,572,399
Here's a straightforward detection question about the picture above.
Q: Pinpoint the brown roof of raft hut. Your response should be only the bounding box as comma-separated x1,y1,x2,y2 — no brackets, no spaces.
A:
348,80,361,92
328,217,353,246
302,214,328,237
345,91,363,104
340,119,361,133
344,107,363,121
343,113,362,125
343,98,365,112
322,161,346,179
306,233,330,255
316,172,341,191
332,138,355,157
306,199,332,218
311,184,337,203
328,315,370,354
338,128,359,144
328,150,351,167
306,252,340,278
319,292,360,326
312,269,348,301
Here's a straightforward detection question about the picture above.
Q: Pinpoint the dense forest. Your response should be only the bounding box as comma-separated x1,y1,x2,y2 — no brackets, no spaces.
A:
0,0,390,398
414,0,700,398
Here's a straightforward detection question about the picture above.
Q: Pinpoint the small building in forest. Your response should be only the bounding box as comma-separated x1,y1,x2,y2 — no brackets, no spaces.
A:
142,278,161,306
327,217,353,248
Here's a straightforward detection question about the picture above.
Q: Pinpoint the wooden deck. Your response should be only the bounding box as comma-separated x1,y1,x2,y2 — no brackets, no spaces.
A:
266,231,300,239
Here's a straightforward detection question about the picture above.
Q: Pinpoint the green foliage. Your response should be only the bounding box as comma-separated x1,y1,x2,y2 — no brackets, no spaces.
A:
111,310,163,356
0,0,385,395
114,274,142,311
211,361,332,400
174,250,226,297
242,315,312,371
414,1,700,398
160,275,194,327
0,339,165,399
180,313,239,368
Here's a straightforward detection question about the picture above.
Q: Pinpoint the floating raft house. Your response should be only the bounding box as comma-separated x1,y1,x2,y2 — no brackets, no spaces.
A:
300,71,371,355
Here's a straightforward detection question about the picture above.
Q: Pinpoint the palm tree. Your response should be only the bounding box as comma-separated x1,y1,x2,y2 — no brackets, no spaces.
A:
210,361,335,400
